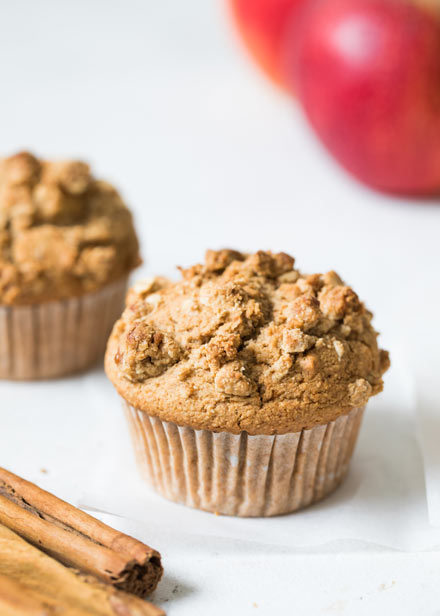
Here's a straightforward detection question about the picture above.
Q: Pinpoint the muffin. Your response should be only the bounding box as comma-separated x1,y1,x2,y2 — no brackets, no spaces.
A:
0,151,140,380
105,250,389,517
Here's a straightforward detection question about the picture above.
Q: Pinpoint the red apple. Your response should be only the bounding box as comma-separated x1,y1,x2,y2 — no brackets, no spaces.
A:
229,0,309,89
285,0,440,194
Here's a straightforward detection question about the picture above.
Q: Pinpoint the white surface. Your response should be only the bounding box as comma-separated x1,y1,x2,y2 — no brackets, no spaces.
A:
0,1,440,614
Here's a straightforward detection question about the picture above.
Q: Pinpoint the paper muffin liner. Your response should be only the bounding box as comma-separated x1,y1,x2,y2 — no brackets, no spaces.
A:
0,277,128,380
123,402,365,517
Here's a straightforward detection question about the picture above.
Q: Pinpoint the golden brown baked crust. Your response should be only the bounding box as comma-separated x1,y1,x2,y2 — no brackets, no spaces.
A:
0,152,140,305
105,250,389,435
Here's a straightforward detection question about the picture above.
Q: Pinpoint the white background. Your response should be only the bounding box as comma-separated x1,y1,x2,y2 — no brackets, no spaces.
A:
0,1,440,614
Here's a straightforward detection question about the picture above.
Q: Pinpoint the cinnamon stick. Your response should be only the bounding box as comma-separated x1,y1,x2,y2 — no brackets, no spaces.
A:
0,522,164,616
0,468,163,598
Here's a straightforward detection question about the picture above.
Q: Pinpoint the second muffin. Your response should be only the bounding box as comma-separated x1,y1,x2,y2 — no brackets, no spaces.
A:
0,152,140,379
106,250,389,516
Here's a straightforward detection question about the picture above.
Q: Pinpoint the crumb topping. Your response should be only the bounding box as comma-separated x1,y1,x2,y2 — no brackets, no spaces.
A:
0,152,140,304
106,250,390,434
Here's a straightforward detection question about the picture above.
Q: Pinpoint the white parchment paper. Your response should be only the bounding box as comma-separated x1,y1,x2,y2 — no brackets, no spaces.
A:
80,349,440,552
413,337,440,528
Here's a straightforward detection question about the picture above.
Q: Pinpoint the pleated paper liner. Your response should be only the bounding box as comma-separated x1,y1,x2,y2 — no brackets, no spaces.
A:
0,277,128,380
123,402,365,517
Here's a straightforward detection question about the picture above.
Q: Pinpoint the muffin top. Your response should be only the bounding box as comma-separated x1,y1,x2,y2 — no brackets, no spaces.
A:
0,152,140,305
106,250,389,435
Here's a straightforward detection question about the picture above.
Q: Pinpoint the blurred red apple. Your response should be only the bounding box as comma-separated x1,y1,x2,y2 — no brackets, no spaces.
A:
229,0,308,89
285,0,440,194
